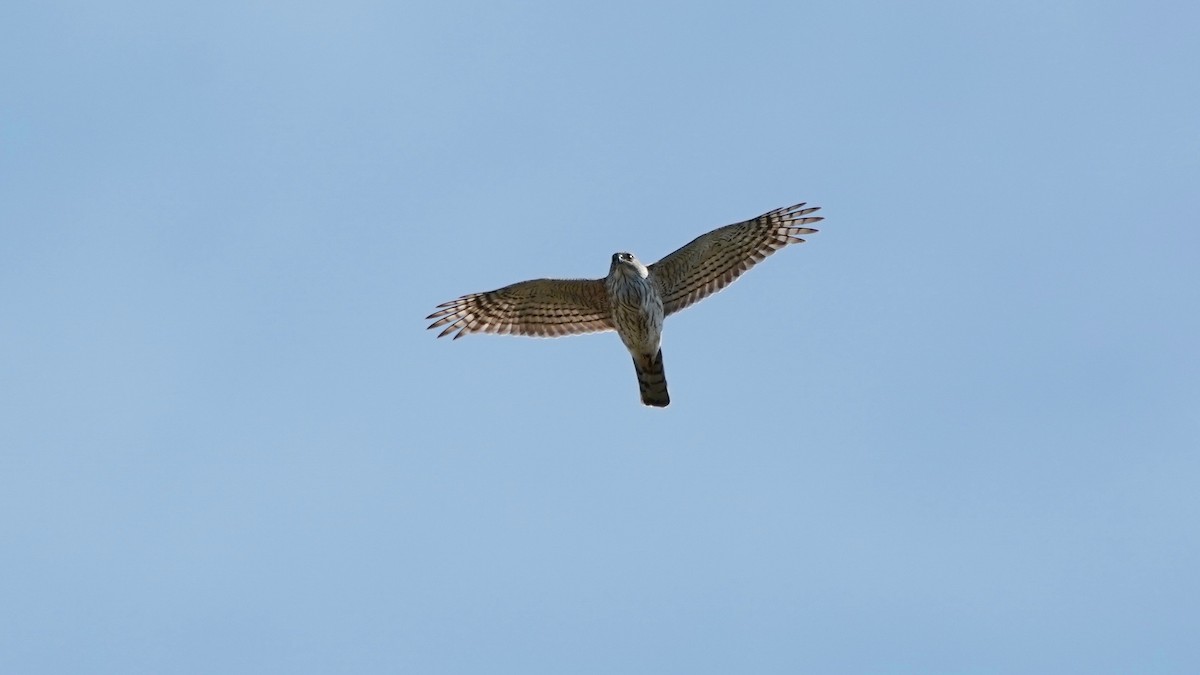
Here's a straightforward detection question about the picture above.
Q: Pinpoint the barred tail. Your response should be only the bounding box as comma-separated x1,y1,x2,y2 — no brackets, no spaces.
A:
633,349,670,407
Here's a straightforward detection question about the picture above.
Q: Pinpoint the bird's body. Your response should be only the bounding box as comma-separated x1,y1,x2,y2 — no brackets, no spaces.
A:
427,202,824,407
606,252,669,406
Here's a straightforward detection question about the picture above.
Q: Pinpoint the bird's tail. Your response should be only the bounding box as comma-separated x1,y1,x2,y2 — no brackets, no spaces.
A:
634,350,670,407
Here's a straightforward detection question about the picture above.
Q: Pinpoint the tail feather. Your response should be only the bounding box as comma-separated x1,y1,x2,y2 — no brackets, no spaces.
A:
634,350,670,407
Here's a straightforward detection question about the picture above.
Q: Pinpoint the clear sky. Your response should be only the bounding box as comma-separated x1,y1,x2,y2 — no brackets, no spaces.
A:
2,1,1198,673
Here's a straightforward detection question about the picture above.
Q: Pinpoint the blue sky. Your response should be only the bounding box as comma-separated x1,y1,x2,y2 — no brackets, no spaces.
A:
2,1,1198,673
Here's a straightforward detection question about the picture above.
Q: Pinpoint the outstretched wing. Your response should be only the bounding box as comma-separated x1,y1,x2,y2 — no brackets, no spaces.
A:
427,278,614,339
648,202,822,316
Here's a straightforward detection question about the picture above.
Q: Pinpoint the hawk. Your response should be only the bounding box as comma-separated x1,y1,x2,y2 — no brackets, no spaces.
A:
426,202,824,407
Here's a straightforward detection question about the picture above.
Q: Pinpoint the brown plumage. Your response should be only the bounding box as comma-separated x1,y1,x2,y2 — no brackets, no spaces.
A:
633,349,670,407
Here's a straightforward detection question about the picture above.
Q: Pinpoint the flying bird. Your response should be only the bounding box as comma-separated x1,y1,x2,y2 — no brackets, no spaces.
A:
426,202,824,407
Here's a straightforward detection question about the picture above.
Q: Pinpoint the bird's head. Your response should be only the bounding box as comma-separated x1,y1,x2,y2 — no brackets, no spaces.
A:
610,252,649,278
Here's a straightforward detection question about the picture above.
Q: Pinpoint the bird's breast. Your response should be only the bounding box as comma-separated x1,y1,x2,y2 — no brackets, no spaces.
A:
606,273,664,353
